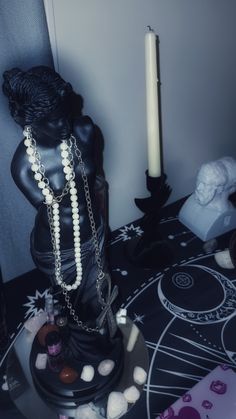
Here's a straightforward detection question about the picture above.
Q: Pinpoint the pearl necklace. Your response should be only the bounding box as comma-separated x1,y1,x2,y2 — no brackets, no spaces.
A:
23,126,118,336
23,125,83,292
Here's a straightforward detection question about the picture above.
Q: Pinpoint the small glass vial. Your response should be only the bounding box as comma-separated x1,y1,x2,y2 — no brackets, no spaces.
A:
45,331,64,372
45,295,54,324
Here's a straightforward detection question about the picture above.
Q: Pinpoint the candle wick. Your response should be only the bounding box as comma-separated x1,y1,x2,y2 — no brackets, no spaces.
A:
147,25,154,32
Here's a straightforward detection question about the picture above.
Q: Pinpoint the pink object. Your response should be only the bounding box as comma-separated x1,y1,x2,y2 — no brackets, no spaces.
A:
157,365,236,419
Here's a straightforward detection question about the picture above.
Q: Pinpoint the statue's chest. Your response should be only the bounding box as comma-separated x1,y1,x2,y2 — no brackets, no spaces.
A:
28,147,94,195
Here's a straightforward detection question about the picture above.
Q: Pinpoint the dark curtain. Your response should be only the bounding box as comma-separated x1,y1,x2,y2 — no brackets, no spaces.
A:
0,0,53,282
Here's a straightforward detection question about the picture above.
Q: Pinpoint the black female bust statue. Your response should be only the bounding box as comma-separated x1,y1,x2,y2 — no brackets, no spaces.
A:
2,66,122,381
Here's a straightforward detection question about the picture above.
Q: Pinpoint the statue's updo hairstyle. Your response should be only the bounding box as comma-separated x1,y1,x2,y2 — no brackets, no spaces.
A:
2,66,73,125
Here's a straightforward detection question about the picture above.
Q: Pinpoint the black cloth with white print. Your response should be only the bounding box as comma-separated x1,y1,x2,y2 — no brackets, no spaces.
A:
1,198,236,418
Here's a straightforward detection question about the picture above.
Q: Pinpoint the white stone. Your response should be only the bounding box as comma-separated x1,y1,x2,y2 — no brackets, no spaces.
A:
98,359,115,376
133,366,147,385
116,308,127,325
123,385,140,403
107,392,128,419
35,353,47,370
214,249,235,269
75,404,98,419
81,365,95,382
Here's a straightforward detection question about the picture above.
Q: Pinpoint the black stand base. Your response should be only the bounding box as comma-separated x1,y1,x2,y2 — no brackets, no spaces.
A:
126,172,173,270
30,329,124,410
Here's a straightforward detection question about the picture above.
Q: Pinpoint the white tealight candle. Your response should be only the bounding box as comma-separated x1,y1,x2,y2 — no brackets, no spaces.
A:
145,28,161,178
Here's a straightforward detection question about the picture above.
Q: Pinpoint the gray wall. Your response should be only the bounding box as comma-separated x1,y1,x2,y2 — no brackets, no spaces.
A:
0,0,53,282
44,0,236,231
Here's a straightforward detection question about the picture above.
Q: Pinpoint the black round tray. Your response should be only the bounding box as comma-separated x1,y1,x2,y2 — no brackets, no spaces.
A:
30,330,124,409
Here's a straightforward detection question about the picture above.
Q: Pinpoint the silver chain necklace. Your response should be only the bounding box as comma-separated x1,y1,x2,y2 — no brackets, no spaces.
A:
23,126,106,333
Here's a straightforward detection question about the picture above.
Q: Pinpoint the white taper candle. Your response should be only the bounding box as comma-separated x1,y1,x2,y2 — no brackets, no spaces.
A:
145,29,161,177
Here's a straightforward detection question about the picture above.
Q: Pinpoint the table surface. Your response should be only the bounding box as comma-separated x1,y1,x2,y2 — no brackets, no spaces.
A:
1,198,236,419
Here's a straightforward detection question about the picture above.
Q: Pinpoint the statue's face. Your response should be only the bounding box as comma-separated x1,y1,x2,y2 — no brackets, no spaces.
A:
195,176,216,206
31,108,72,142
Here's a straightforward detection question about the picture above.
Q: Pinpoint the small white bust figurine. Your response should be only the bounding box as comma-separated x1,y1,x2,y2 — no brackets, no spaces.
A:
179,157,236,241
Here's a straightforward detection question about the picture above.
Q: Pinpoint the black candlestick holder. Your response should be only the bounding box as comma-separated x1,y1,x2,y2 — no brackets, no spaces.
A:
126,171,174,269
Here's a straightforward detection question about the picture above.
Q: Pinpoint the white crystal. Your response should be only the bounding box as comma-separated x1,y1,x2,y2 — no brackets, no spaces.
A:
75,404,98,419
81,365,95,382
123,385,140,403
35,353,47,370
107,392,128,419
214,249,234,269
98,359,115,376
133,366,147,385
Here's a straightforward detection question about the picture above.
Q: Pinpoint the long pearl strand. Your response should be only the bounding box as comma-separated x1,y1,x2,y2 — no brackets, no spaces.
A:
23,126,83,292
